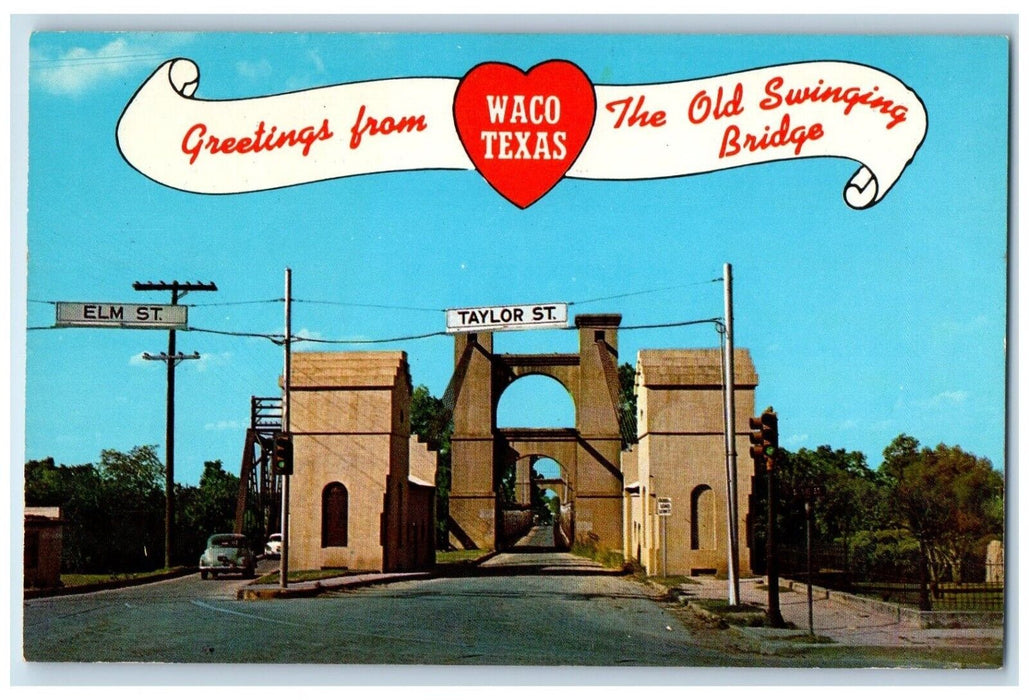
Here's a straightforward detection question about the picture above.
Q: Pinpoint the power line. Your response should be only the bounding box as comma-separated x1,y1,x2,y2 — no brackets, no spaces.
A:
570,279,721,307
187,326,281,342
30,276,720,313
291,298,444,313
31,315,724,343
31,52,174,66
26,275,726,344
619,317,723,331
186,299,283,308
292,330,450,345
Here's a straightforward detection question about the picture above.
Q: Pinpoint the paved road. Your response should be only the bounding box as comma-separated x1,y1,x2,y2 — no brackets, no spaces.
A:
22,557,277,663
21,528,722,666
19,527,1006,673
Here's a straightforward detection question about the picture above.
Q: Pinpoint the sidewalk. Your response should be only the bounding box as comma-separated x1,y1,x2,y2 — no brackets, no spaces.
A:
678,575,1004,649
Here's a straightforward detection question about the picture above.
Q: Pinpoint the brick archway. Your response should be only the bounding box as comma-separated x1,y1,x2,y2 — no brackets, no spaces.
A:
448,314,625,551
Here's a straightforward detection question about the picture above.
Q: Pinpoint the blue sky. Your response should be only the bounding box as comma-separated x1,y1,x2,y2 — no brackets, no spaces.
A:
18,30,1008,485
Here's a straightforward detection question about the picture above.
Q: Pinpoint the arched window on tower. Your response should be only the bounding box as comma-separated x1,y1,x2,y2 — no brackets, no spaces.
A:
690,484,715,550
322,482,349,547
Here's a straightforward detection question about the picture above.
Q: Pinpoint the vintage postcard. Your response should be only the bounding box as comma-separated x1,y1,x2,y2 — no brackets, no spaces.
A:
14,18,1011,684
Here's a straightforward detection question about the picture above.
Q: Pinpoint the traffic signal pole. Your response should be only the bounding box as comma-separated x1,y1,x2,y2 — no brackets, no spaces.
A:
760,409,787,627
279,268,292,590
750,409,785,626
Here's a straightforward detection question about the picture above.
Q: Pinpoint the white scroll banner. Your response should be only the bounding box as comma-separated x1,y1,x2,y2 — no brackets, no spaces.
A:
117,58,926,209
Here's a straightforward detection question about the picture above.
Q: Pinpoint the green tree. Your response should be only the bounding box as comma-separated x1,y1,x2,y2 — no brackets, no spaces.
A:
177,460,241,562
25,457,106,572
410,384,453,548
25,447,168,573
779,446,879,541
97,445,166,571
773,445,882,578
529,468,553,524
878,434,1003,607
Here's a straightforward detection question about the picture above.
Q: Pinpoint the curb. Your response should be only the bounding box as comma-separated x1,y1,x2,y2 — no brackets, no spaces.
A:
238,550,500,600
239,571,437,600
24,568,196,599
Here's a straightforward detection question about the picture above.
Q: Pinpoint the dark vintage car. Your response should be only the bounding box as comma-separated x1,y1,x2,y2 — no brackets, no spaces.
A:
199,533,256,579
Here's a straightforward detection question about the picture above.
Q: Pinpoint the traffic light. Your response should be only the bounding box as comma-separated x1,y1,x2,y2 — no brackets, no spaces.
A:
749,415,765,462
273,432,294,476
760,409,778,458
748,408,779,470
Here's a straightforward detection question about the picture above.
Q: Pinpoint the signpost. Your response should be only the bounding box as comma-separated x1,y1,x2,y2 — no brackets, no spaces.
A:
445,302,568,333
656,497,672,516
657,497,672,576
56,302,187,329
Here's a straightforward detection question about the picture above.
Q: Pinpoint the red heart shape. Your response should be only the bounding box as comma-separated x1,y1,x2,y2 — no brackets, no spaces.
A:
453,60,596,208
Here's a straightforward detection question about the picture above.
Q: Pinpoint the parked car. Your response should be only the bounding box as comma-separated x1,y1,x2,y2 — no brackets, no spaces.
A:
199,533,256,579
264,533,282,559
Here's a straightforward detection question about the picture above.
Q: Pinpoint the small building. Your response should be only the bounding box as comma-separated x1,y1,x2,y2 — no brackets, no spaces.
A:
24,507,63,589
626,349,758,577
287,351,436,573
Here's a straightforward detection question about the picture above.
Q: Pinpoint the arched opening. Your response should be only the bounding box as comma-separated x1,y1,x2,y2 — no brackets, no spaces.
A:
321,482,349,548
690,484,715,550
495,374,575,428
497,453,572,552
540,487,562,525
532,457,562,480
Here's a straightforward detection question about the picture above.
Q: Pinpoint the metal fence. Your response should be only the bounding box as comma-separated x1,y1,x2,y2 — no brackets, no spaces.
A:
777,543,1005,612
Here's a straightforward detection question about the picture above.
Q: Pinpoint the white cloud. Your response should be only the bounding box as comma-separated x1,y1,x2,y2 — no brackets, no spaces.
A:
785,433,809,446
307,49,325,75
192,351,233,373
33,35,194,96
204,420,244,432
927,390,969,407
236,59,273,80
292,327,324,345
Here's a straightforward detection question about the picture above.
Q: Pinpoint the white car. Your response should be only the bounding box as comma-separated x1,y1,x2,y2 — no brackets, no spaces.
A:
264,533,282,559
199,533,256,579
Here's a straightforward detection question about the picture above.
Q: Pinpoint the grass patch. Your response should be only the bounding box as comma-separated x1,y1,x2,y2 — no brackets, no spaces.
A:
571,539,626,570
59,568,185,587
435,549,489,565
253,568,350,585
690,597,775,627
649,574,697,587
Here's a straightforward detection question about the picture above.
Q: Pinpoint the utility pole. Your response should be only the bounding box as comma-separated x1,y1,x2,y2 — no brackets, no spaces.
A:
134,280,217,568
721,262,741,606
279,268,292,590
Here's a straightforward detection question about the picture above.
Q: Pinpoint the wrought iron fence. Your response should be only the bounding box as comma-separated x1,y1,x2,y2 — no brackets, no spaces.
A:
776,543,1005,612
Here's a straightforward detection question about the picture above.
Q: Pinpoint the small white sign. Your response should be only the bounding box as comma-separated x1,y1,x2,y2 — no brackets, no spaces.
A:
56,302,188,330
657,497,673,516
446,302,568,333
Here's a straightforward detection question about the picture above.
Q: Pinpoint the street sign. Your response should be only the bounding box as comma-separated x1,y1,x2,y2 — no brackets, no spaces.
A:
56,302,188,330
657,497,672,516
445,302,568,333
